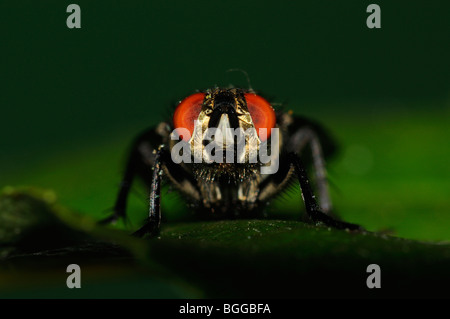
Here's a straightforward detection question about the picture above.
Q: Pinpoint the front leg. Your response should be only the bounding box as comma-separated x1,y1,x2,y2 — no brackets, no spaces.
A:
99,124,170,225
133,147,165,237
285,117,337,215
289,153,363,231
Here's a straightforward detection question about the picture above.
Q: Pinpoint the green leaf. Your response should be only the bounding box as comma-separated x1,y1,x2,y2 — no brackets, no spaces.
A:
1,187,450,298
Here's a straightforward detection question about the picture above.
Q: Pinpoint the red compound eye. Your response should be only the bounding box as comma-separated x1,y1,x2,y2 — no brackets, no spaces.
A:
244,93,276,141
173,92,205,141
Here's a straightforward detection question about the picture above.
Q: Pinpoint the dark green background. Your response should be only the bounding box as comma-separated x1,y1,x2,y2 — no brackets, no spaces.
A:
0,0,449,298
1,0,448,165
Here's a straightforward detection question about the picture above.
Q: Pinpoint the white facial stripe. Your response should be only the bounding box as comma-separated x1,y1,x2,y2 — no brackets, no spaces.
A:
216,114,235,146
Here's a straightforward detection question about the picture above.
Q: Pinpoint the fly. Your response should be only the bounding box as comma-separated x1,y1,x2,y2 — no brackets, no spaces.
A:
100,87,363,236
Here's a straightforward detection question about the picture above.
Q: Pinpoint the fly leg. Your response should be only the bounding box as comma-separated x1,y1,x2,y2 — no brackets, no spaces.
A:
99,125,167,225
98,149,140,225
289,152,362,231
287,126,333,215
133,147,165,237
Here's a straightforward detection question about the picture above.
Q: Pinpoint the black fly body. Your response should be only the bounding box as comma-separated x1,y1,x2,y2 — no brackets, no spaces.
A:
101,87,362,236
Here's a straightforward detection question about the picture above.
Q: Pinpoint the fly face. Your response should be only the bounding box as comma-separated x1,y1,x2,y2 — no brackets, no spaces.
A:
172,88,278,182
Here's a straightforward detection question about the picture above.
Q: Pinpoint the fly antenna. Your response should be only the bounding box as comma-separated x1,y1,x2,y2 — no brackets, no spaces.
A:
226,68,254,93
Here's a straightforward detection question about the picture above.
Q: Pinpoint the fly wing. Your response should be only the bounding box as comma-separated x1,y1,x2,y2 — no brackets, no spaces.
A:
286,115,338,160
